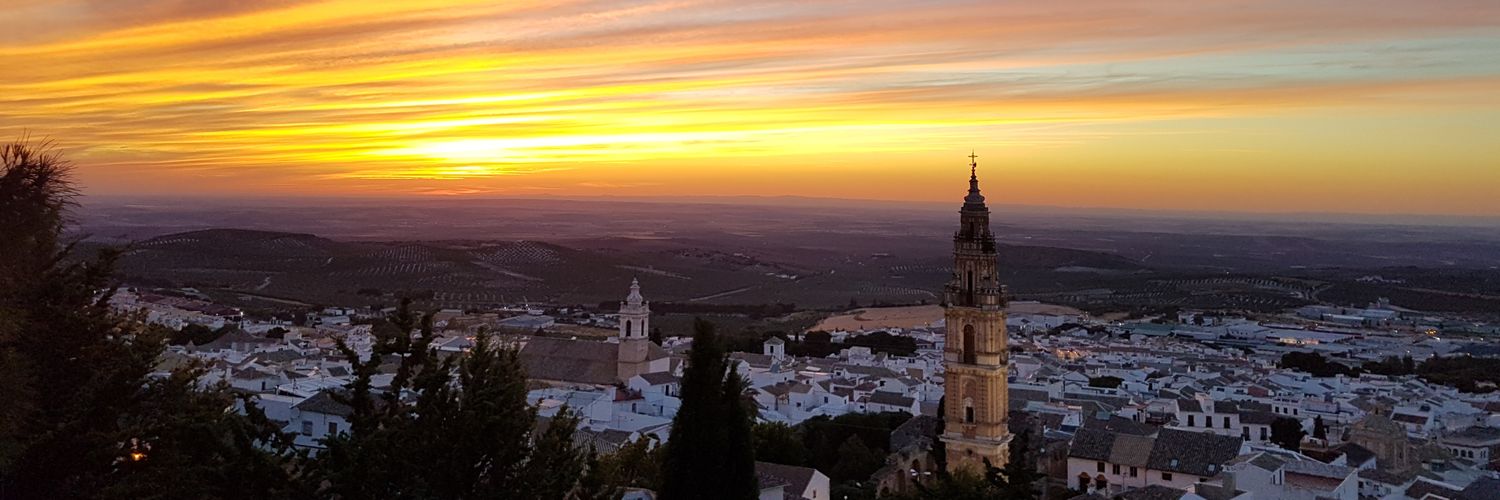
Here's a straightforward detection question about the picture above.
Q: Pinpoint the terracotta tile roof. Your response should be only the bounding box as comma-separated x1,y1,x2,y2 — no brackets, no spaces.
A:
519,337,619,385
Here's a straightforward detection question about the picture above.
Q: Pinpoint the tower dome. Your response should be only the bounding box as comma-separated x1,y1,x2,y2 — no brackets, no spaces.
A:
619,278,650,340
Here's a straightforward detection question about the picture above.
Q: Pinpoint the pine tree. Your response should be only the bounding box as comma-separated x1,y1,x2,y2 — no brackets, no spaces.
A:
0,138,303,498
596,435,663,491
573,448,620,500
312,305,592,499
1313,415,1328,441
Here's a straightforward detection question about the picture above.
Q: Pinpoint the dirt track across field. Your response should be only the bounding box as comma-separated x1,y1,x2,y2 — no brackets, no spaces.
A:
809,302,1084,332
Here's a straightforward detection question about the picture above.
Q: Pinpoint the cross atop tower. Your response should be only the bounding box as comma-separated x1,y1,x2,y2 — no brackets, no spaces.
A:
968,151,978,176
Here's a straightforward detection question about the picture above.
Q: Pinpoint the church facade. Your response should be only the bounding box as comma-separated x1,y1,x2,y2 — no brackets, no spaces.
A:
941,156,1014,472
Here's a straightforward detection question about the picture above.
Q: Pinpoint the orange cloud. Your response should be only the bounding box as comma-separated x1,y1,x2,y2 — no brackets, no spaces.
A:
1,0,1497,215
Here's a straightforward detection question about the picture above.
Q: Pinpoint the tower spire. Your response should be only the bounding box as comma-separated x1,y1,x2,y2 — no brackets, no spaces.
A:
963,151,986,210
626,277,644,306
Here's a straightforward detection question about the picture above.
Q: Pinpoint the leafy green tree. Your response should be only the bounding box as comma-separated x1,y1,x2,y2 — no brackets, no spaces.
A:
830,436,886,484
897,469,995,500
1270,417,1306,453
660,319,757,500
1088,376,1123,389
894,427,1042,500
170,323,216,345
801,412,910,482
752,422,810,466
1280,352,1359,377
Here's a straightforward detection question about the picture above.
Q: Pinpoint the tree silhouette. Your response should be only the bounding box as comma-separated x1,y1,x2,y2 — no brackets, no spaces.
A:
660,319,757,499
312,302,595,499
0,137,302,498
752,422,811,466
1270,417,1306,452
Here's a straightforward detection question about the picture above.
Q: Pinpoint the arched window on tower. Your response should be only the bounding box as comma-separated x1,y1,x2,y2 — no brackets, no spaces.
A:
963,398,975,423
962,325,976,364
625,320,633,337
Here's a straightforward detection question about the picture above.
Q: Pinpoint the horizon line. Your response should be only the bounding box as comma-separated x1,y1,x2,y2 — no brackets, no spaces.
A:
77,192,1500,227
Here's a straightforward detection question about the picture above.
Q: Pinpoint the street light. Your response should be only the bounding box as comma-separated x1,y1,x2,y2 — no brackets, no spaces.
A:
121,437,150,464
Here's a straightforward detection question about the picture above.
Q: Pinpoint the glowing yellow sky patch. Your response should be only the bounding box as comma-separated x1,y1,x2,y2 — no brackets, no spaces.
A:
0,0,1497,216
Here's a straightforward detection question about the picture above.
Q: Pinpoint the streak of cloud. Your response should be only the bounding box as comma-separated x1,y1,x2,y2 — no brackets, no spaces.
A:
0,0,1497,215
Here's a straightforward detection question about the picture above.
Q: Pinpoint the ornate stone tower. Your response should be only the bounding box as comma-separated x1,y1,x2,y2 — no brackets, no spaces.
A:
619,277,650,341
617,278,651,381
941,153,1013,472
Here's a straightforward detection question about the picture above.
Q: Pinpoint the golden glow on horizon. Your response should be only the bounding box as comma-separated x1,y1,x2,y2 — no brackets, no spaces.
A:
1,0,1498,215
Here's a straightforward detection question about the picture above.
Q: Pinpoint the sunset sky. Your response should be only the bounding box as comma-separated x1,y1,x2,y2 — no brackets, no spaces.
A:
3,0,1498,216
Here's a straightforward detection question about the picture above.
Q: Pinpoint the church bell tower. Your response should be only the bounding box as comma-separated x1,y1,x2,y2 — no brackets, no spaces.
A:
941,153,1013,472
619,277,649,341
617,278,651,381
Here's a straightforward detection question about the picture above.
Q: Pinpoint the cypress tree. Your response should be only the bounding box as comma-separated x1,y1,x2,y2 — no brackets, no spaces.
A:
931,396,947,475
722,369,758,500
660,318,726,498
661,318,756,500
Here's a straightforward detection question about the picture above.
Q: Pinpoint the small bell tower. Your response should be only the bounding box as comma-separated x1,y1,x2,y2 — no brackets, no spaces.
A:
617,278,652,381
619,277,650,341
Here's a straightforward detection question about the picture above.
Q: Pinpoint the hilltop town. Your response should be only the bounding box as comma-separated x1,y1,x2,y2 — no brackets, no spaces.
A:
102,166,1500,500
